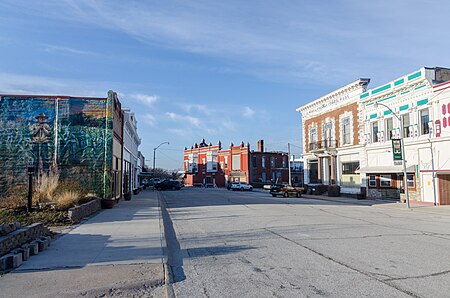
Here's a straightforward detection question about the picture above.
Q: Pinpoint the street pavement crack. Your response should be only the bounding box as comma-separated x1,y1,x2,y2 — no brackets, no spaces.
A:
264,228,421,298
385,269,450,281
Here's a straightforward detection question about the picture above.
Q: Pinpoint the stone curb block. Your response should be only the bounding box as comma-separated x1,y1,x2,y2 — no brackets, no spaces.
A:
27,241,39,255
12,247,30,261
4,253,23,269
36,239,48,252
0,255,7,271
40,236,52,246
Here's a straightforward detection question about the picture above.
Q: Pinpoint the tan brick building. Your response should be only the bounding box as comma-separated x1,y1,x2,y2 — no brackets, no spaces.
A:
297,79,370,196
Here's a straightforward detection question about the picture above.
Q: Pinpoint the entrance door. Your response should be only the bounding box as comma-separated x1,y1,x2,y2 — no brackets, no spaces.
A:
438,174,450,205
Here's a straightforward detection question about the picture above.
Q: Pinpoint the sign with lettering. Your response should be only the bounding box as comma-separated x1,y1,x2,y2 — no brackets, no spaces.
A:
391,139,402,161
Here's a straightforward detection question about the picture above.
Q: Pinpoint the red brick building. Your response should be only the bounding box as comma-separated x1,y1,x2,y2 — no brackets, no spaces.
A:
249,140,289,184
183,139,288,187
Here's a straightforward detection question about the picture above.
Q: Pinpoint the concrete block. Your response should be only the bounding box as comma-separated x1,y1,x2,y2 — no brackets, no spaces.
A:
36,239,48,251
40,236,52,246
0,255,7,271
13,247,30,261
4,253,23,269
27,242,39,255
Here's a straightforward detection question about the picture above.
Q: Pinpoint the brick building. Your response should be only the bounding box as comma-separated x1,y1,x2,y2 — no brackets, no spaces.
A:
183,139,289,187
297,79,370,196
249,140,289,185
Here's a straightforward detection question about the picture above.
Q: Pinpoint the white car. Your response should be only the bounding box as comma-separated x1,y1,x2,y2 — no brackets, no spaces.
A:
230,182,253,191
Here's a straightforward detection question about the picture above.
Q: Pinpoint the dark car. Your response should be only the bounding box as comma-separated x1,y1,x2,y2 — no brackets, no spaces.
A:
155,179,183,191
270,184,303,197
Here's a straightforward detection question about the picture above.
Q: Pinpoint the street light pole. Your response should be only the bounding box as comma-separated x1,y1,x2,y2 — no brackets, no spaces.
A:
374,102,410,209
153,141,169,177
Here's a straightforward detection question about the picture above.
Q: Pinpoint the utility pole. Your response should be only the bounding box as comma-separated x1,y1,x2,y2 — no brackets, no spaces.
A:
288,143,292,186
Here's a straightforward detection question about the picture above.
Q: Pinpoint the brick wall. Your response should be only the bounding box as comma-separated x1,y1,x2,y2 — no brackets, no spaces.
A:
304,102,359,153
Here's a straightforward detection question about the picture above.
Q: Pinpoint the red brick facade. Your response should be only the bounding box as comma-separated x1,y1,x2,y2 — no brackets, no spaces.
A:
183,140,249,187
183,139,289,187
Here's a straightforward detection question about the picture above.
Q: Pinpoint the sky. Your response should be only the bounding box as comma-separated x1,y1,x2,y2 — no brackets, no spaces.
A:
1,0,449,170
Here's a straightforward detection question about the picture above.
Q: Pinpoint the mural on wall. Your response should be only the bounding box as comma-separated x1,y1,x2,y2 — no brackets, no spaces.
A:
0,94,114,199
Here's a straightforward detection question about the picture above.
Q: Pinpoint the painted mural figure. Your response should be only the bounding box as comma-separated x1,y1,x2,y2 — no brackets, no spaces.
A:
30,113,52,173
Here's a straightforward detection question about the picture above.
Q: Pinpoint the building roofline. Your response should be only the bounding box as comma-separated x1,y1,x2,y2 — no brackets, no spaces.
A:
296,78,370,113
0,94,106,100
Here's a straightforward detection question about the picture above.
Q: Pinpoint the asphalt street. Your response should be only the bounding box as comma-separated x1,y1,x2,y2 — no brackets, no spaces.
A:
161,188,450,298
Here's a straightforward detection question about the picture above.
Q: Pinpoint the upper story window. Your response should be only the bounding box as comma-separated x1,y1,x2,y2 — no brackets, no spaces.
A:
420,109,430,135
232,154,241,170
323,122,332,141
385,118,394,141
262,156,266,168
224,156,228,169
252,155,257,168
402,114,410,138
371,121,379,143
282,156,287,168
310,127,317,143
342,117,351,145
270,157,275,167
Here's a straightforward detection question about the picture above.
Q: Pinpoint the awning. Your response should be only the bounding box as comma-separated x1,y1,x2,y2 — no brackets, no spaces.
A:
356,165,416,174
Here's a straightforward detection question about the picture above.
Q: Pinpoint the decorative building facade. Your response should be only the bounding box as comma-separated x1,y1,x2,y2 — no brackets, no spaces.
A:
297,79,370,196
358,67,450,204
0,90,124,200
183,139,288,187
122,108,142,198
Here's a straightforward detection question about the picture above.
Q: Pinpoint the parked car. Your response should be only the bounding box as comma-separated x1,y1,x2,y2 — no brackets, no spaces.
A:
155,179,183,191
148,178,162,186
230,182,253,191
270,184,303,197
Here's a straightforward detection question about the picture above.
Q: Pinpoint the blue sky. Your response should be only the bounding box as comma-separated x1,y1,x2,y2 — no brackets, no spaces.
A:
1,0,449,170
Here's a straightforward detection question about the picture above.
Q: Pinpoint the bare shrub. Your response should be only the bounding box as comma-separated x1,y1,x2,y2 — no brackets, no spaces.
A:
55,191,80,210
34,171,60,204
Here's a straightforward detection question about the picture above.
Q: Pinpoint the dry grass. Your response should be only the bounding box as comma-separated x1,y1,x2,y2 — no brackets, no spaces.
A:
34,172,60,204
0,184,28,209
55,191,80,210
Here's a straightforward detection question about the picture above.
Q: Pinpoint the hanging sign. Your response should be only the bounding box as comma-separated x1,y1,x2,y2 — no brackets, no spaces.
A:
391,139,403,162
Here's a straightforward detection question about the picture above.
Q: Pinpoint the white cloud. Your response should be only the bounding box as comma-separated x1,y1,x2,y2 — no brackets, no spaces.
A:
0,72,105,97
141,114,157,126
165,112,201,127
243,106,255,119
130,94,158,107
181,103,208,114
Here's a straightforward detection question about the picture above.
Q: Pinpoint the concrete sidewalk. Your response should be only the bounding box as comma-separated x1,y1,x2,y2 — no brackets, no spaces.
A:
0,190,166,298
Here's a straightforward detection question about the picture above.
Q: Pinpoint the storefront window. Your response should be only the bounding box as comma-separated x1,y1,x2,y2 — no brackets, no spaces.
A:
369,175,376,187
380,175,392,187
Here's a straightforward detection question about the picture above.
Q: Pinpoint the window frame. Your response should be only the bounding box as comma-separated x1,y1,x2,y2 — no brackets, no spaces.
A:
419,108,430,135
371,121,379,143
342,117,351,145
402,113,411,138
380,174,392,188
385,117,394,141
369,175,377,187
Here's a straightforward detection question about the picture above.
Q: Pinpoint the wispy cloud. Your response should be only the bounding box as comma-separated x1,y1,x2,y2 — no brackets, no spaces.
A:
165,112,201,127
0,72,105,97
181,103,208,114
130,93,159,107
141,114,157,126
42,45,93,56
243,106,255,119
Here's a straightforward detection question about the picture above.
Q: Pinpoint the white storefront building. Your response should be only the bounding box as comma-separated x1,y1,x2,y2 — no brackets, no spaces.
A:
122,108,142,199
358,67,450,204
